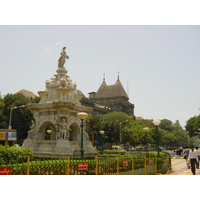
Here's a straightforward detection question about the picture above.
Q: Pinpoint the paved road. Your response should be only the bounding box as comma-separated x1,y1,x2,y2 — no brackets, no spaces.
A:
167,158,200,175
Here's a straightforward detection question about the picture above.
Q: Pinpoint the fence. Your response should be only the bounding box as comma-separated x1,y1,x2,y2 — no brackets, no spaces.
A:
0,153,172,175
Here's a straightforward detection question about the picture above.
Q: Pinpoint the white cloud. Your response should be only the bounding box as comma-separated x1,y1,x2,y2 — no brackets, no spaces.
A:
41,42,63,55
41,46,53,55
55,41,62,46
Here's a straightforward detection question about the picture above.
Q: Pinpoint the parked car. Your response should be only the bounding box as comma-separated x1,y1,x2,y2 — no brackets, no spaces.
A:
129,146,145,151
135,146,145,150
112,145,122,150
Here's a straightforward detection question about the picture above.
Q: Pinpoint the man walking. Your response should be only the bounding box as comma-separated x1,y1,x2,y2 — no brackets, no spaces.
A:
187,145,199,175
195,146,200,169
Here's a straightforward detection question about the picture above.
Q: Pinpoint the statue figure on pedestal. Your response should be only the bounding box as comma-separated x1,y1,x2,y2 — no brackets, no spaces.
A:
58,47,69,68
59,118,68,139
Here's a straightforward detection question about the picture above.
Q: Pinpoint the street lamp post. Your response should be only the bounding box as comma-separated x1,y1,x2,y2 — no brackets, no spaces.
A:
143,127,149,152
77,112,88,159
153,120,161,156
119,120,128,144
99,130,105,150
8,105,25,129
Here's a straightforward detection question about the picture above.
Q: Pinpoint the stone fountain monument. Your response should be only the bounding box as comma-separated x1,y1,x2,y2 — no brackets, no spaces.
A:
23,47,95,158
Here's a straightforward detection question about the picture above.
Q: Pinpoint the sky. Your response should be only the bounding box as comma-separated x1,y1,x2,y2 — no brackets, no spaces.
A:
0,25,199,128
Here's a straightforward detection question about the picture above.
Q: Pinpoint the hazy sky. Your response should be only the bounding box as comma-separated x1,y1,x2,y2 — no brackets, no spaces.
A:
0,25,199,127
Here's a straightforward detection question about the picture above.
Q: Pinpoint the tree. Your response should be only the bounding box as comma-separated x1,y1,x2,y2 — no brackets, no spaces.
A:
161,130,176,148
159,119,187,148
102,112,133,144
86,112,134,145
185,116,200,137
123,120,154,147
85,114,103,145
86,114,103,134
159,119,173,132
0,93,40,144
86,112,188,149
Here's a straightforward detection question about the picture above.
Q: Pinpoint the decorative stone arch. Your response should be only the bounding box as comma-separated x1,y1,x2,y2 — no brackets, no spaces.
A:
68,116,80,141
38,118,57,140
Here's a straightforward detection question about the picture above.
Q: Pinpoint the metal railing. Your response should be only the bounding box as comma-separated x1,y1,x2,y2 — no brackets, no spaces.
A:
1,153,172,175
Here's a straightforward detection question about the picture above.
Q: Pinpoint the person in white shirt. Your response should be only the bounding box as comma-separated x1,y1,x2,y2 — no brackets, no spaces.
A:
195,146,200,169
187,145,199,175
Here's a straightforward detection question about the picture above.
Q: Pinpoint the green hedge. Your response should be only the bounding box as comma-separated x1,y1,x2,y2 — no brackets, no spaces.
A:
98,150,127,155
0,149,171,175
0,145,33,166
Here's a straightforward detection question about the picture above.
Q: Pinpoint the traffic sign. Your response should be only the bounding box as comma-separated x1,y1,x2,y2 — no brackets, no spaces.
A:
122,160,128,166
0,167,11,175
78,163,88,171
148,159,153,164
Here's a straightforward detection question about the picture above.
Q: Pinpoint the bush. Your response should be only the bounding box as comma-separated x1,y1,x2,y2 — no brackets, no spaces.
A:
101,150,127,155
0,145,33,166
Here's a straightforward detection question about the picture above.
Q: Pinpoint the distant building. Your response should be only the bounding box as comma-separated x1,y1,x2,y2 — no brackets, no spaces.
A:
135,116,144,121
15,89,37,100
80,74,135,117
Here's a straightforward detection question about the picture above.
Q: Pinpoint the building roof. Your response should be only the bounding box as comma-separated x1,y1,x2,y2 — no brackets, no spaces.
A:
75,90,86,98
94,79,129,100
15,89,37,99
135,116,144,121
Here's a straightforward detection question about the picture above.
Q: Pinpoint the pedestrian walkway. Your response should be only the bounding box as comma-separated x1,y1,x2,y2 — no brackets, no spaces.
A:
167,158,200,175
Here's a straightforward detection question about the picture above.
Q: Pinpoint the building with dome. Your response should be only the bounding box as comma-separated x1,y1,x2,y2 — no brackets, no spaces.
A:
15,89,37,100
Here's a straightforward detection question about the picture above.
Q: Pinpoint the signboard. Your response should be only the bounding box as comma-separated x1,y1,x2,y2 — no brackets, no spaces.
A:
0,132,6,140
6,132,17,141
122,160,128,167
78,163,89,171
148,159,153,164
0,132,17,141
0,167,11,175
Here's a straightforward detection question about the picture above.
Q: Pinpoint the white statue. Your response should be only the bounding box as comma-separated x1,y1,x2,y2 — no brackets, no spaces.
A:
58,47,69,68
59,118,68,139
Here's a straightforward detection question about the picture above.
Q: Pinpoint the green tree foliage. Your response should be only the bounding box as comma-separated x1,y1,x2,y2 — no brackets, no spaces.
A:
0,93,40,142
159,119,176,147
124,120,154,147
185,115,200,137
160,120,187,148
86,112,133,144
86,114,103,134
159,119,173,132
86,112,187,148
102,112,132,144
